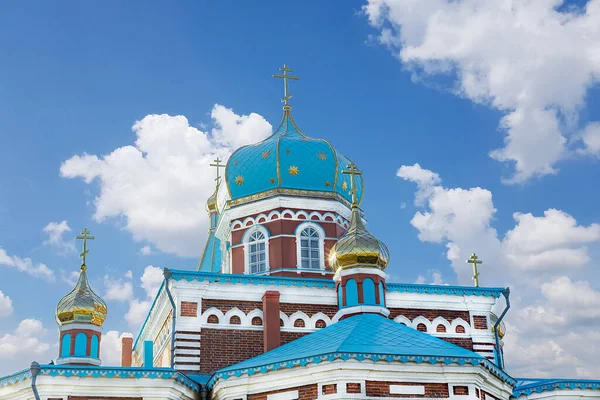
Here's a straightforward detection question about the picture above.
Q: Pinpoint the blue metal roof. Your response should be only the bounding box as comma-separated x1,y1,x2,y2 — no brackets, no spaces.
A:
197,230,222,273
209,314,515,387
225,109,363,204
513,378,600,397
0,364,200,392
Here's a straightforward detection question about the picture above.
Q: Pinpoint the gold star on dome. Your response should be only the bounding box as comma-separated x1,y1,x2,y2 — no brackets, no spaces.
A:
342,181,348,191
262,150,271,159
235,175,244,185
285,149,291,154
317,152,327,160
233,161,239,166
270,177,275,184
289,165,299,176
324,180,331,187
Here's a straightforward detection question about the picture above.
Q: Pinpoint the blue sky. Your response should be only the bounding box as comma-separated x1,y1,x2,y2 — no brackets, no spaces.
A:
1,0,600,378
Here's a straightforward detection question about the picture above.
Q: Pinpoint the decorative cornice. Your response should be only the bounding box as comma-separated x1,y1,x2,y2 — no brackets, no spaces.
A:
513,379,600,397
207,352,516,389
0,365,200,392
170,270,335,288
386,283,505,298
169,270,506,298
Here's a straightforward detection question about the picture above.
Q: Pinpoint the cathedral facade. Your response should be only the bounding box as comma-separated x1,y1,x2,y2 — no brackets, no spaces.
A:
1,65,598,400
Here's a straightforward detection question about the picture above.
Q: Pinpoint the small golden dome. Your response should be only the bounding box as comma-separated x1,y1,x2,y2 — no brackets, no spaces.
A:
490,312,506,339
206,187,218,212
329,205,390,273
56,265,107,327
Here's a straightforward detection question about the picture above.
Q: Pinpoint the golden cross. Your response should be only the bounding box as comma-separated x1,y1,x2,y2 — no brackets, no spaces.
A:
273,63,300,107
342,162,362,206
210,157,226,187
466,253,483,287
76,228,95,268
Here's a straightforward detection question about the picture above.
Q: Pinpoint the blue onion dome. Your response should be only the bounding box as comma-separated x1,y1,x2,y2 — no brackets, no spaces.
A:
329,203,390,273
56,265,107,327
225,107,363,205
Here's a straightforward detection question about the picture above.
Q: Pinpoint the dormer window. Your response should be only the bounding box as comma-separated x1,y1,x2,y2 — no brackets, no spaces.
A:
296,222,325,270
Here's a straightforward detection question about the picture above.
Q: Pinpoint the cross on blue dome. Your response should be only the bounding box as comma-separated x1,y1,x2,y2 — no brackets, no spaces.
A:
225,95,363,205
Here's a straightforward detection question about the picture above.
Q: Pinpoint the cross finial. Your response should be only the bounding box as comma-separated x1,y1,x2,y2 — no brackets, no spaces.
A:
210,157,226,187
342,162,362,206
273,63,300,108
466,253,483,287
76,228,95,270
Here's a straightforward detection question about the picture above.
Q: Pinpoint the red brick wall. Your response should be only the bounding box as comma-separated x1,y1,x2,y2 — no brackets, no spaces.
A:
280,303,338,318
322,384,337,394
366,382,449,398
247,384,318,400
473,316,488,329
202,299,262,313
453,386,469,395
180,301,197,317
199,328,263,374
347,383,362,393
441,337,474,350
281,331,309,344
388,308,470,323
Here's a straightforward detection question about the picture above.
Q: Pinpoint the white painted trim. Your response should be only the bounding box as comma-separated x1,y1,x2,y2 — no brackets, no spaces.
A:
55,356,101,366
333,306,390,321
243,225,270,274
390,385,425,395
334,268,387,281
267,390,299,400
59,323,103,333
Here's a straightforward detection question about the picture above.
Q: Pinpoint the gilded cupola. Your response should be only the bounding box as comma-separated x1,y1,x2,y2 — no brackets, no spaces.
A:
56,229,107,327
328,163,389,273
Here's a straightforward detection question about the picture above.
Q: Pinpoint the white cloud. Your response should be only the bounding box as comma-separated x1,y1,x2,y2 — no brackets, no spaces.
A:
399,163,600,283
60,106,271,257
0,319,50,360
61,269,80,286
125,270,133,279
42,220,76,255
365,0,600,183
0,248,55,282
100,331,134,366
140,265,163,299
414,269,445,285
579,122,600,156
139,245,152,256
399,162,600,376
0,290,13,317
125,298,151,329
104,276,134,302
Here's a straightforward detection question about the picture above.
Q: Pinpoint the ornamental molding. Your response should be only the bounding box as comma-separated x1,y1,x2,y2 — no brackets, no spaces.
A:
0,365,200,392
231,209,349,232
207,352,516,389
513,380,600,397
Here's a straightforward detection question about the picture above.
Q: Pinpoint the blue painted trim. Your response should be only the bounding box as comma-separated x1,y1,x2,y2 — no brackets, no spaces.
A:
206,352,516,389
513,379,600,397
168,270,505,298
0,365,200,392
386,283,505,298
133,280,165,351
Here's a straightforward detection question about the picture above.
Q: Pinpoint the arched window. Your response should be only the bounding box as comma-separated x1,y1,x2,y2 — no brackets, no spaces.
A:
60,334,71,357
74,332,87,357
90,334,99,358
295,222,325,270
300,227,320,269
246,229,268,273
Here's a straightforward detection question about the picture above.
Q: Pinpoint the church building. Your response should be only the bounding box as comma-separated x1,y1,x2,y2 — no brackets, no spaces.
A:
1,65,599,400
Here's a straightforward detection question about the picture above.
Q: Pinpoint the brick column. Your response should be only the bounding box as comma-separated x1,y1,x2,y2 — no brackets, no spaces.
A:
262,290,281,352
121,333,133,367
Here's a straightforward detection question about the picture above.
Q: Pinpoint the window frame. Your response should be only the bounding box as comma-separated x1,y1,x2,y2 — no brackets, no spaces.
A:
295,222,326,271
243,225,270,274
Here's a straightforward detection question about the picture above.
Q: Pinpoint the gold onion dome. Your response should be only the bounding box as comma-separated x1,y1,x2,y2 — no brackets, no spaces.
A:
490,312,507,339
206,187,219,212
329,204,390,273
56,265,107,327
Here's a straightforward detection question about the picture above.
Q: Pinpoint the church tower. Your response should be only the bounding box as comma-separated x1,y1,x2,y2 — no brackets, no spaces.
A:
329,163,390,320
55,229,107,366
198,158,224,272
